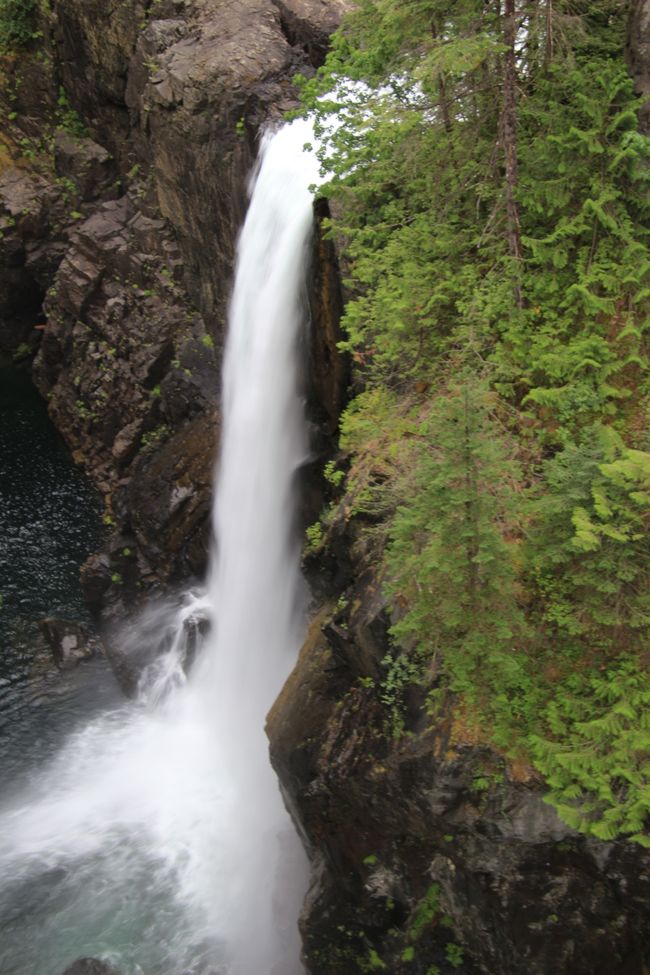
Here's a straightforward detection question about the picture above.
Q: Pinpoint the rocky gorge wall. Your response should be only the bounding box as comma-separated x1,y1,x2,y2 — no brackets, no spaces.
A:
0,0,348,620
268,570,650,975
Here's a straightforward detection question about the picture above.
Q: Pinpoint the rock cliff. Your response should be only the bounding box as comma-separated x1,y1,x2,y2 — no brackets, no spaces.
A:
0,0,347,613
269,588,650,974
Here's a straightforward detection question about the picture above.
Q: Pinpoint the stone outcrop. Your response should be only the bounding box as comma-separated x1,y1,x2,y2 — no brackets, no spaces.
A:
269,588,650,975
60,960,120,975
32,196,218,491
0,126,98,352
38,617,103,669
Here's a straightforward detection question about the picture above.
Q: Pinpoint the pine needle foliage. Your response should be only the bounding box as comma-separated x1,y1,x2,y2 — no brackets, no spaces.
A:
300,0,650,843
531,662,650,844
386,379,529,707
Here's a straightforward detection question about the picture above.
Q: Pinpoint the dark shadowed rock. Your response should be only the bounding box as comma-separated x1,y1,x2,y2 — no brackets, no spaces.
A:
38,617,103,669
269,593,650,975
50,0,147,167
0,163,62,353
306,199,348,442
123,411,219,584
80,551,112,616
54,132,117,204
60,959,120,975
272,0,350,66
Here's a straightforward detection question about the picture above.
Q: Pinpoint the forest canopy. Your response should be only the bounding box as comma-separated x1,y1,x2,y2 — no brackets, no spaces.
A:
299,0,650,844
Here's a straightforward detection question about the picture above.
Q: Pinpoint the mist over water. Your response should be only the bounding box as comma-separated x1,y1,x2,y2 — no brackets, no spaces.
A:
0,120,318,975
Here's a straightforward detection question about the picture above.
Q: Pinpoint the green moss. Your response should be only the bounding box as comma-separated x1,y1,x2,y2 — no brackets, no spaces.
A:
409,885,440,941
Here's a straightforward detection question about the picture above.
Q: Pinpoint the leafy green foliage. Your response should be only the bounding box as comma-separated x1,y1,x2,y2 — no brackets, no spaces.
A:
378,651,420,738
496,61,650,437
445,943,464,969
529,426,650,653
408,884,440,941
303,0,650,843
0,0,37,50
531,661,650,844
56,87,88,138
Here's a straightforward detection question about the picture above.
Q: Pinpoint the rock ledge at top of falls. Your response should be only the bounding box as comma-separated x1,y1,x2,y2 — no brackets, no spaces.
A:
50,0,354,329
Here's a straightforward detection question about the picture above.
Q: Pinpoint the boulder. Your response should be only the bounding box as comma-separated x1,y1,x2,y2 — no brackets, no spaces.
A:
38,618,103,669
60,959,120,975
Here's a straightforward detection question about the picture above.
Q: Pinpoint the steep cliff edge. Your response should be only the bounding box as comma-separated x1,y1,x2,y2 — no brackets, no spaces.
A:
0,0,348,614
269,584,650,974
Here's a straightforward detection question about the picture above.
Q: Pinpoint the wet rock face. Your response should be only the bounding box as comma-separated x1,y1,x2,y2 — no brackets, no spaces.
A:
38,617,103,669
269,598,650,975
122,411,219,584
77,412,218,618
32,195,219,494
60,959,120,975
299,198,348,543
306,198,348,442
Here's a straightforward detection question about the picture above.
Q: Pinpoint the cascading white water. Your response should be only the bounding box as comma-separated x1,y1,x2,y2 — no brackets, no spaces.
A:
0,119,319,975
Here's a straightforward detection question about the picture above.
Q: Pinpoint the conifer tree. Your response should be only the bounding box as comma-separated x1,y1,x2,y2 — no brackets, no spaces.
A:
300,0,650,842
386,379,527,700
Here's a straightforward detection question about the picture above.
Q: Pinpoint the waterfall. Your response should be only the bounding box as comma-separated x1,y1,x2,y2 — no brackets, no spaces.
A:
0,119,318,975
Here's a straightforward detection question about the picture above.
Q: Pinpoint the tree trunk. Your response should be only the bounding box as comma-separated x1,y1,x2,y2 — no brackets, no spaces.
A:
502,0,524,306
626,0,650,135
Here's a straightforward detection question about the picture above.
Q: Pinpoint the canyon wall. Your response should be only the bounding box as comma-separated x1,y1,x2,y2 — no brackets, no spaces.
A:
0,0,347,617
